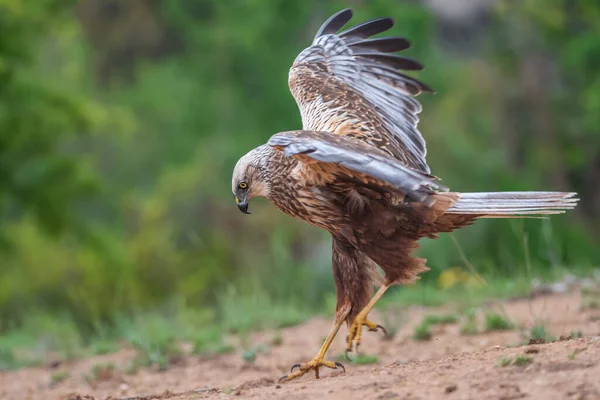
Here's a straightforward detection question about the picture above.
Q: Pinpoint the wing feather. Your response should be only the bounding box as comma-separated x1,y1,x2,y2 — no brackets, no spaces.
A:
313,8,353,40
349,37,411,53
268,130,445,203
288,8,432,173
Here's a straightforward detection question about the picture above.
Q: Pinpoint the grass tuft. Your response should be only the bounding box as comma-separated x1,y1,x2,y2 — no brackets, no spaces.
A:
412,322,432,341
336,353,378,365
50,370,69,384
527,323,554,343
513,355,533,366
484,312,514,331
497,356,513,367
459,308,479,336
423,314,459,326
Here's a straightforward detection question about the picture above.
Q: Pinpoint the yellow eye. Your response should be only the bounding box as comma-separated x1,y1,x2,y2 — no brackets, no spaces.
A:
238,182,248,189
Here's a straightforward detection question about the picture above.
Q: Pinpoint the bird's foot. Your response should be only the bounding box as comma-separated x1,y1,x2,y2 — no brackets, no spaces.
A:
345,315,387,359
279,357,345,382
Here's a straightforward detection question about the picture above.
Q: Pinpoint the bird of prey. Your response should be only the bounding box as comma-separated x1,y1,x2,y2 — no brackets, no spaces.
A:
231,8,578,382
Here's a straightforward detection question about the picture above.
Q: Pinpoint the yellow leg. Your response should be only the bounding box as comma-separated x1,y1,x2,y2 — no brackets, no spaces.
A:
346,284,390,357
280,307,350,382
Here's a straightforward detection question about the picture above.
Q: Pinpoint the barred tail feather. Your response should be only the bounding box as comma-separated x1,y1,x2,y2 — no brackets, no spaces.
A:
445,191,579,217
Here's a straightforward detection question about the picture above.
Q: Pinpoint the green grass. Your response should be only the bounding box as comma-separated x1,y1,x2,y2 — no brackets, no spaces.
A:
1,271,596,373
412,322,432,341
497,354,532,367
51,370,70,384
411,313,458,341
218,289,311,334
569,330,583,339
271,333,283,346
241,343,268,363
88,362,116,382
497,356,513,367
581,294,600,310
459,308,479,336
351,354,379,365
378,276,536,310
336,353,378,365
514,355,533,366
423,314,459,326
90,339,120,356
484,312,514,331
527,323,555,343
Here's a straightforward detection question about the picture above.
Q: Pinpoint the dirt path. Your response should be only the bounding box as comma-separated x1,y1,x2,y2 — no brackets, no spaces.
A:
2,291,600,400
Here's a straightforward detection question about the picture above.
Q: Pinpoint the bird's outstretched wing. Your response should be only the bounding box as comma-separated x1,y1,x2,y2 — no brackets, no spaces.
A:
268,130,445,203
288,8,433,173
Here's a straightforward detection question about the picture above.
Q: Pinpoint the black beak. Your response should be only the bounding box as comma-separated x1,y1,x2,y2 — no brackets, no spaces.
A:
237,201,250,214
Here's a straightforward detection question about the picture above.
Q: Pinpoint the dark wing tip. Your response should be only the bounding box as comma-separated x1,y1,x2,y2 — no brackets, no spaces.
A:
339,17,395,41
349,37,412,53
314,8,353,40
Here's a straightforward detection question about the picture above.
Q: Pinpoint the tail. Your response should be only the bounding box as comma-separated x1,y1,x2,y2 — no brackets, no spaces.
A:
445,191,579,217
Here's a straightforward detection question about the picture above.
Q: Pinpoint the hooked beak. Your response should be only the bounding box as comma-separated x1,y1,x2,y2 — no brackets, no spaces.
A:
236,197,251,214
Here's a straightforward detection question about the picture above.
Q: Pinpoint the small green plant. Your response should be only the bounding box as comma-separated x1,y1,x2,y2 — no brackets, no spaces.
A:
89,362,116,382
335,353,378,364
513,355,532,366
90,339,119,356
581,296,600,310
497,356,513,367
568,348,584,360
569,330,583,339
412,322,432,341
352,354,378,365
528,323,554,343
241,343,267,363
497,354,532,367
192,326,227,355
484,312,514,331
459,308,479,336
241,350,257,363
423,314,458,326
126,318,183,371
271,333,283,347
0,347,18,371
213,343,235,354
51,370,69,384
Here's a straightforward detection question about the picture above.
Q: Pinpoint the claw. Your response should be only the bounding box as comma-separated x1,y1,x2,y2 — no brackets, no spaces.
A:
281,357,342,383
376,324,388,337
344,348,353,361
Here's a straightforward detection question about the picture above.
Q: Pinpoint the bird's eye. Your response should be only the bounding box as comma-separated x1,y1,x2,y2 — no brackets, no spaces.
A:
238,182,248,189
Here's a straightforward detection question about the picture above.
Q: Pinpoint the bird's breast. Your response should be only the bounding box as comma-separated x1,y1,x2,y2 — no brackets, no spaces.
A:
269,183,344,234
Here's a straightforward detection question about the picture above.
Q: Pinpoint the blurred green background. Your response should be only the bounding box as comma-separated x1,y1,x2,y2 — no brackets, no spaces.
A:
0,0,599,357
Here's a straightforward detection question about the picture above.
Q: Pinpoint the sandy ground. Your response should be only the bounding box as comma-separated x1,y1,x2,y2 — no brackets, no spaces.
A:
2,290,600,400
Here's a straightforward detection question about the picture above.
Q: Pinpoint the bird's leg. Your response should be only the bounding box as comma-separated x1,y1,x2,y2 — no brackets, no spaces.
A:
346,283,390,358
280,306,350,382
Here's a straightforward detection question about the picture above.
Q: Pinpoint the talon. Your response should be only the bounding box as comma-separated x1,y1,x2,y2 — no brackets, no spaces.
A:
345,348,353,361
356,342,360,354
279,375,289,383
290,363,301,373
376,324,388,337
334,361,346,373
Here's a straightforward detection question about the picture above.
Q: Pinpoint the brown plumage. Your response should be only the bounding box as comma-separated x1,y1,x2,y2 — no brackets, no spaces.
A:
231,9,578,382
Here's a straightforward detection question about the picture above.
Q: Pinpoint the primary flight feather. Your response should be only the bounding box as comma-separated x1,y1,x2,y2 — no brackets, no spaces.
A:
231,8,578,382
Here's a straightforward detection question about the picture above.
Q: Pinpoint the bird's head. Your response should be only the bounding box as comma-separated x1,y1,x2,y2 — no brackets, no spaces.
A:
231,146,271,214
